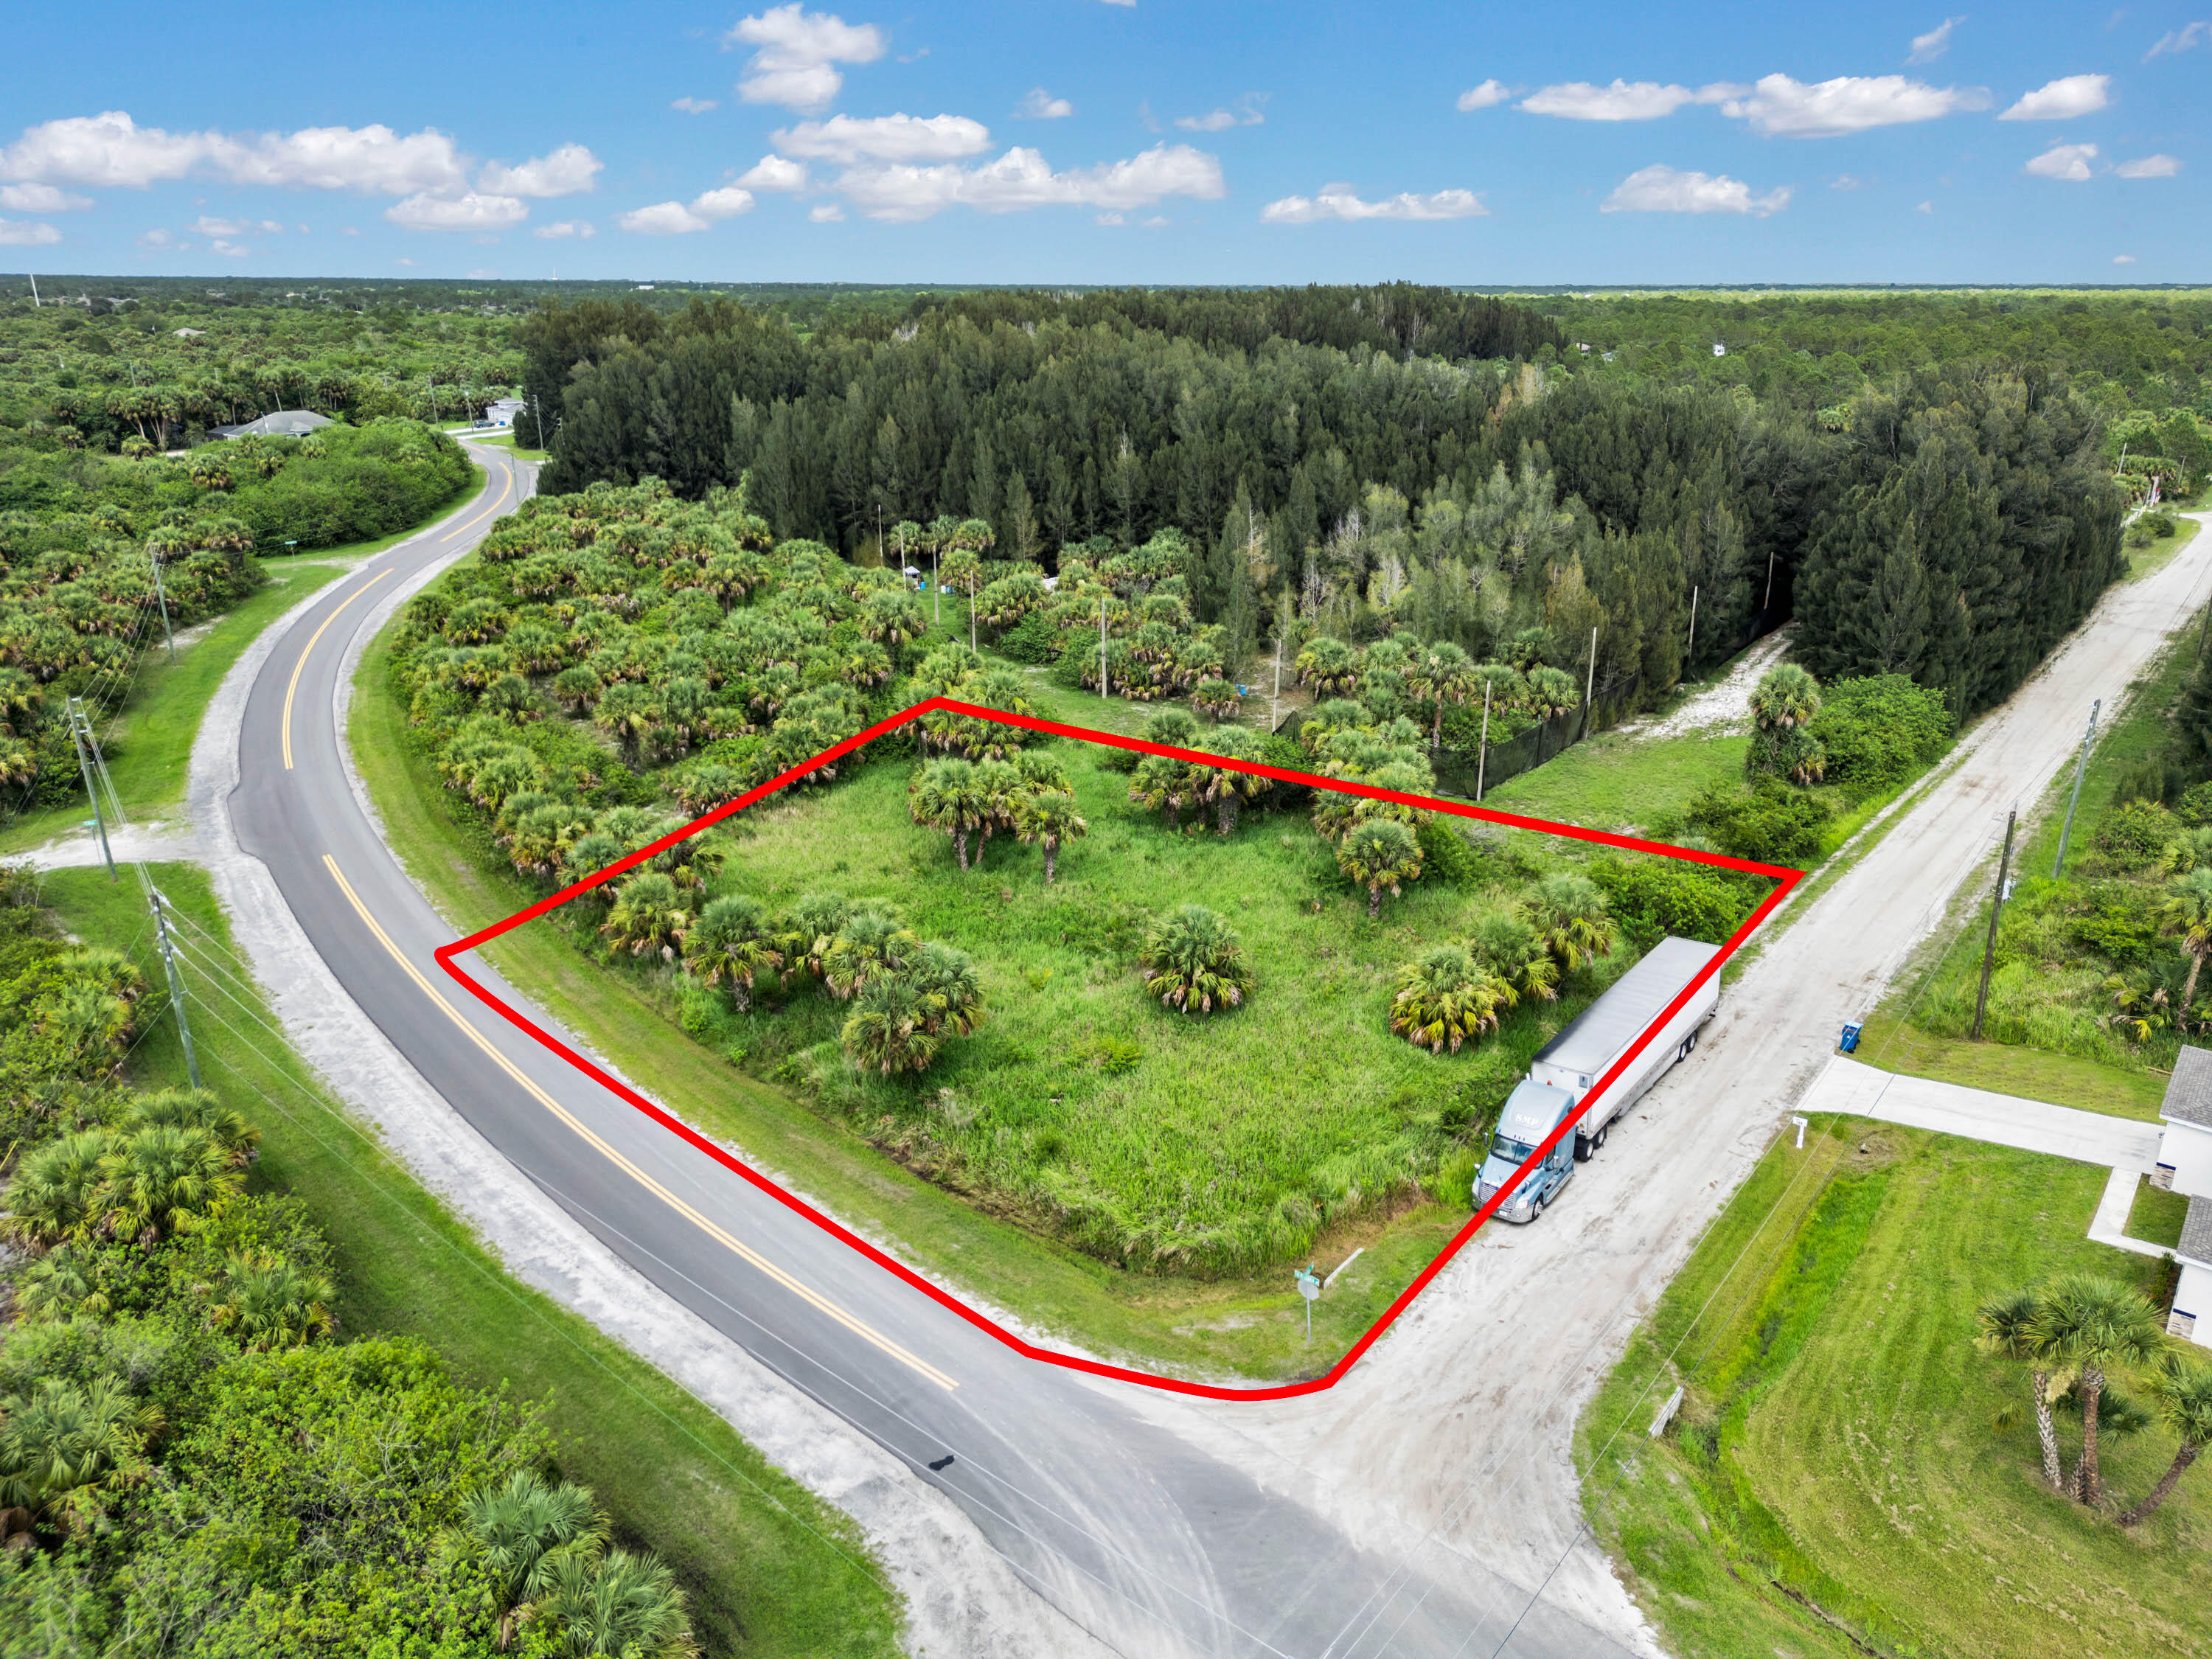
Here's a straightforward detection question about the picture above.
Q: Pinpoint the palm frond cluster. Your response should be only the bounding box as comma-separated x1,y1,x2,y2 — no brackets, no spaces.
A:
1388,878,1616,1054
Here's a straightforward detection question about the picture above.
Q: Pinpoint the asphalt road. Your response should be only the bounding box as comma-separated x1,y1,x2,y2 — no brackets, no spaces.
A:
226,443,1632,1659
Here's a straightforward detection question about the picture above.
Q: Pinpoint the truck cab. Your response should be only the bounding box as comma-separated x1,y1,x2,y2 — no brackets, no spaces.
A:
1475,1078,1578,1224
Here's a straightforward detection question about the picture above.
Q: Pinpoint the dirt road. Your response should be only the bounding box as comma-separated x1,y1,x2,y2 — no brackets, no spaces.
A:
1121,519,2212,1656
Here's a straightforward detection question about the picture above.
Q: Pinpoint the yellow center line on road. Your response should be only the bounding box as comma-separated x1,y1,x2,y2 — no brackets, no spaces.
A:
281,570,389,770
321,853,959,1392
279,456,518,771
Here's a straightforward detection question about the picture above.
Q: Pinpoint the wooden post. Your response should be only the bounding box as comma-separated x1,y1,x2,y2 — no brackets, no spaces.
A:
1971,809,2017,1041
1099,594,1108,703
1686,585,1699,669
1581,625,1598,742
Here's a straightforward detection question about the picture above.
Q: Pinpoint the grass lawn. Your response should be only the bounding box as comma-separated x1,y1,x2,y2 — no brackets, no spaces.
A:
1480,726,1750,834
2127,1176,2191,1250
1851,1010,2169,1120
467,430,552,462
1578,1116,2208,1659
40,863,903,1658
353,605,1642,1378
2125,509,2202,582
0,465,484,856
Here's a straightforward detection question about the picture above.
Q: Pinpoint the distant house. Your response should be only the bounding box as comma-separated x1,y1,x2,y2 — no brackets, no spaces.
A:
2155,1046,2212,1343
209,409,333,441
483,397,526,426
172,327,205,340
1711,342,1728,357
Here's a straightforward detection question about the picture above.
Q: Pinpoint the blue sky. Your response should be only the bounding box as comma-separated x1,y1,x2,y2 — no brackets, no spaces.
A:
1,1,2203,283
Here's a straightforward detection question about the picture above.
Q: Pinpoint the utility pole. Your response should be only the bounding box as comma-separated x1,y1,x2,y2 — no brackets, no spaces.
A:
1475,678,1493,802
1271,629,1283,732
1763,549,1778,611
1970,807,2017,1041
932,537,941,625
149,888,201,1089
2052,700,2100,879
28,273,39,308
1582,625,1598,742
1686,585,1700,669
968,582,977,653
66,698,115,883
148,541,176,661
1099,593,1109,703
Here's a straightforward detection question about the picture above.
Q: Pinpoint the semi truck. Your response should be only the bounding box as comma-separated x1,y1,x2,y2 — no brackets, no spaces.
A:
1475,936,1723,1224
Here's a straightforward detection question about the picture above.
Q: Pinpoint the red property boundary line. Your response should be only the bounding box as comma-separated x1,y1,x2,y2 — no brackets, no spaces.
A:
434,696,1802,1402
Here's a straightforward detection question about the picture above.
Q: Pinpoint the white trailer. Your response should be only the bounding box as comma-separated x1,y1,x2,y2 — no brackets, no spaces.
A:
1476,936,1724,1222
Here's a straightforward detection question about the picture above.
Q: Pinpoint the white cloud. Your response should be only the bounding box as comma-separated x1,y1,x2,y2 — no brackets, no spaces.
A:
2116,153,2182,177
189,215,278,238
1522,80,1732,121
726,5,885,113
1142,215,1168,226
1830,173,1864,190
2023,141,2098,181
737,155,810,191
809,202,846,221
394,257,416,267
2145,20,2210,59
1260,184,1486,223
1601,163,1792,216
210,238,248,258
478,143,602,197
0,217,60,246
341,225,361,236
1018,88,1074,119
2000,74,2111,119
1095,211,1124,225
2114,253,2136,263
136,227,176,249
692,186,756,219
1916,198,1934,212
773,112,990,163
1099,0,1135,6
1455,80,1512,112
1907,15,1965,65
467,268,499,279
533,220,596,238
1718,73,1989,136
832,142,1224,221
672,97,719,114
385,190,529,231
0,110,470,194
0,182,90,212
1175,96,1265,131
619,201,711,234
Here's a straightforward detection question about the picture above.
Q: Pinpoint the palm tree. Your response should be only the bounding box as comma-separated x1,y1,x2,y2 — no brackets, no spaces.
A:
1295,636,1360,697
821,909,921,1000
2030,1273,2164,1504
13,1251,108,1324
1191,678,1242,722
1196,728,1271,835
1130,753,1197,832
598,872,692,962
4,1130,115,1246
686,894,785,1011
1144,707,1202,751
909,758,988,870
55,945,147,1006
2157,826,2212,877
0,1375,161,1536
1013,748,1071,795
1409,640,1478,750
1522,665,1581,722
1521,874,1618,974
2161,866,2212,1015
905,942,987,1036
1977,1287,2068,1489
788,892,853,980
95,1125,242,1242
1389,945,1512,1053
1338,818,1424,919
841,977,943,1076
1013,789,1087,883
1465,908,1560,1004
527,1546,699,1659
205,1251,338,1350
1749,662,1822,730
2119,1351,2212,1526
454,1468,611,1649
122,1088,258,1168
1140,905,1253,1014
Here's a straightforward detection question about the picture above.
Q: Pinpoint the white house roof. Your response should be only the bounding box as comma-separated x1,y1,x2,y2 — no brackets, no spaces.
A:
2162,1046,2212,1130
2181,1192,2212,1267
212,409,333,439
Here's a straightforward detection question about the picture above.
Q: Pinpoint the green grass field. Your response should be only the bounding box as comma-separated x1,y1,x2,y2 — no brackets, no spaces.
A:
1481,726,1750,833
39,863,903,1658
2127,1176,2191,1249
1579,1118,2208,1659
0,465,484,857
353,605,1646,1376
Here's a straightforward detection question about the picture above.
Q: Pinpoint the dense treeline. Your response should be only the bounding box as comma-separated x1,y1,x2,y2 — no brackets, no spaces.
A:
526,288,2126,726
0,869,700,1654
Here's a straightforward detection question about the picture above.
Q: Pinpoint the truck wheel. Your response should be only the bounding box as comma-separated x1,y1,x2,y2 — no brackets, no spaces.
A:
1677,1037,1693,1063
1573,1133,1593,1163
1596,1124,1609,1151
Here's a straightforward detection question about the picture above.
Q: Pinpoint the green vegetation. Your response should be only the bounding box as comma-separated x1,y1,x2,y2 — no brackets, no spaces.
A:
2127,1178,2190,1249
5,862,900,1655
1579,1119,2211,1659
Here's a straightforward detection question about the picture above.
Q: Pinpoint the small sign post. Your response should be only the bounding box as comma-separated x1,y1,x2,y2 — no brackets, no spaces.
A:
1294,1265,1321,1343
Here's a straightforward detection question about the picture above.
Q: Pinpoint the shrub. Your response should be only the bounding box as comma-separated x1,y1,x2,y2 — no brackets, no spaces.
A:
1416,818,1483,889
1809,674,1954,790
1590,855,1760,947
2094,799,2174,872
996,610,1062,665
1686,779,1834,866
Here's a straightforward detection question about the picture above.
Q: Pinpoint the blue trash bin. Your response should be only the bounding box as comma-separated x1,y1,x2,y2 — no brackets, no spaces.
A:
1838,1021,1863,1054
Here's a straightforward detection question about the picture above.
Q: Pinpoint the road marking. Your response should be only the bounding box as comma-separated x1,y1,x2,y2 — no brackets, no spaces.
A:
321,853,959,1391
278,457,518,770
281,570,389,770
